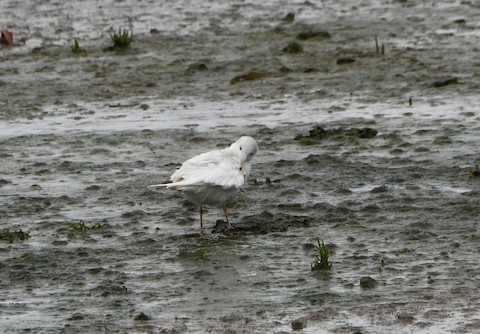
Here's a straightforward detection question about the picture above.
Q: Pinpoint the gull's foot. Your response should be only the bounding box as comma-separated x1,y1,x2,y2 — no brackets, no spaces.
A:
211,220,234,234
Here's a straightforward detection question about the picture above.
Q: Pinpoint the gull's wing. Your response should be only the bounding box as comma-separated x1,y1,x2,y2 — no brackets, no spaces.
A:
165,148,246,189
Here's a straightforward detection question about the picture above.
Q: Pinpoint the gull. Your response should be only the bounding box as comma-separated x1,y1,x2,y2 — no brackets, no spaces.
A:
149,136,258,232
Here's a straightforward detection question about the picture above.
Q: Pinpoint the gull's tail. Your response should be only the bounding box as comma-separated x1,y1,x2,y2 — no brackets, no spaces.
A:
148,182,182,189
148,183,168,188
149,179,200,191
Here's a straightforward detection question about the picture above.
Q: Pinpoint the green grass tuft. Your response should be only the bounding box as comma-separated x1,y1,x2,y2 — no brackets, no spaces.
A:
311,237,332,271
105,28,132,51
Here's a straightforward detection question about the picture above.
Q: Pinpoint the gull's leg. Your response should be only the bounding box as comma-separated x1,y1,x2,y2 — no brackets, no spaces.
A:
199,205,205,233
223,202,233,230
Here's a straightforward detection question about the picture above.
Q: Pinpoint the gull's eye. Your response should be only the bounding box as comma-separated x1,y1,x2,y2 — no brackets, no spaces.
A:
239,147,242,151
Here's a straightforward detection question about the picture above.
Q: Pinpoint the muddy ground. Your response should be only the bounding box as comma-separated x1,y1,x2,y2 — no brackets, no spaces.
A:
1,1,480,333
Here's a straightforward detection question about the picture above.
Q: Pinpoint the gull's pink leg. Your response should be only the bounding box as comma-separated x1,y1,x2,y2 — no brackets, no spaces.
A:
223,202,233,230
200,205,205,233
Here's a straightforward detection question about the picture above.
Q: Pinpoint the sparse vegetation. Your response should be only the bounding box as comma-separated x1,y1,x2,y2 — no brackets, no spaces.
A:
71,38,87,54
311,237,332,271
375,35,384,55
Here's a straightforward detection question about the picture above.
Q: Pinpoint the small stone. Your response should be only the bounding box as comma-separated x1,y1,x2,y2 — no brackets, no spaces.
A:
283,42,303,54
67,313,84,321
360,276,377,289
134,312,150,321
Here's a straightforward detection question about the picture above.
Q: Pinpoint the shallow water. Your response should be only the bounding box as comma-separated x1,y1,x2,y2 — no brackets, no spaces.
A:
1,0,480,333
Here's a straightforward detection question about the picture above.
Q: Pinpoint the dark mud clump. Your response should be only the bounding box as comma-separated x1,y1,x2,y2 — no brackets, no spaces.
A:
294,125,378,144
432,77,459,88
360,276,377,289
296,29,331,41
211,212,314,234
282,12,295,24
337,57,356,65
134,312,150,321
292,319,306,331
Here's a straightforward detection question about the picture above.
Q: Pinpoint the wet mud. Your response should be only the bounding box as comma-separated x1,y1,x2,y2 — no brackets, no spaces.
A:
1,1,480,333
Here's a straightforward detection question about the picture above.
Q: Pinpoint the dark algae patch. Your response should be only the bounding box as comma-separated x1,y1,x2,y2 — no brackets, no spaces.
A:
294,125,378,144
0,229,31,243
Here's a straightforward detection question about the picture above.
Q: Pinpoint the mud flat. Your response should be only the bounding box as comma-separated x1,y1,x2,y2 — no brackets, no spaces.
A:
1,1,480,333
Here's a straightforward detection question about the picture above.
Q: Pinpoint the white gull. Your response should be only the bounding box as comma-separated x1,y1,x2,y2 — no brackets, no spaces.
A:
149,136,258,232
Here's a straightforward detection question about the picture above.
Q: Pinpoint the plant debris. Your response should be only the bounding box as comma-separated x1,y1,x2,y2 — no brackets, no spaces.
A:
68,220,105,232
468,165,480,177
0,30,13,46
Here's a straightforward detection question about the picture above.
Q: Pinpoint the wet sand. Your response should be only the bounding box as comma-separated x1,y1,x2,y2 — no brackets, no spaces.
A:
1,1,480,333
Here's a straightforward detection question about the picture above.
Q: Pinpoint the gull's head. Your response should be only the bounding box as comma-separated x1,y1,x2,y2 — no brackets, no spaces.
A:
232,136,258,162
